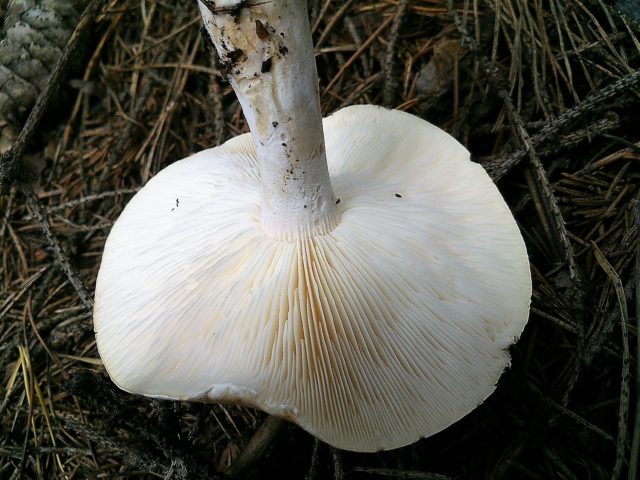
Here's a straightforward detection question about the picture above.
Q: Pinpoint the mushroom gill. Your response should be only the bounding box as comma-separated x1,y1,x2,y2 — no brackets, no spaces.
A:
94,107,531,452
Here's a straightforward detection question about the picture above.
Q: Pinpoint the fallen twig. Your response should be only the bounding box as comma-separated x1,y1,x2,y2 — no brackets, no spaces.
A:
25,190,94,312
382,0,409,106
627,240,640,480
592,243,631,480
225,416,285,477
484,69,640,181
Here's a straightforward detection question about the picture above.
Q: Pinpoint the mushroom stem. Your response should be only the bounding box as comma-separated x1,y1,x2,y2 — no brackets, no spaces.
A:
198,0,338,241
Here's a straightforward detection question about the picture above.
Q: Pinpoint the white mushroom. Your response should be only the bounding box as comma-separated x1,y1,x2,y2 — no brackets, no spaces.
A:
94,0,531,452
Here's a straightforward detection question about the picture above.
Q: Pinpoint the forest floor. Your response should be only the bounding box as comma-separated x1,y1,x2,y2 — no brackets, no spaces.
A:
1,0,639,478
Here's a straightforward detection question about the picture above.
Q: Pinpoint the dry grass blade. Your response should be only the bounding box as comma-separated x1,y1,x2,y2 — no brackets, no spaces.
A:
322,15,393,96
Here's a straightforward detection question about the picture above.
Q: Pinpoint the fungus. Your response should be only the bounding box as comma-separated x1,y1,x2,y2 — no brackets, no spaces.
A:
93,0,531,452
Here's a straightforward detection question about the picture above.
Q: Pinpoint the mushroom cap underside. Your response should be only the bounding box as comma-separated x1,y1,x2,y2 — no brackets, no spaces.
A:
94,105,531,452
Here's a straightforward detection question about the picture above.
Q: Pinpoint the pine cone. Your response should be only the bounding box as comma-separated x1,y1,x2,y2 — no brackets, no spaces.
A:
0,0,88,152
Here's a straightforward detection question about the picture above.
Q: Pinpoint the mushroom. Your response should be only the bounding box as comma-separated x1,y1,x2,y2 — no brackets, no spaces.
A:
93,0,531,452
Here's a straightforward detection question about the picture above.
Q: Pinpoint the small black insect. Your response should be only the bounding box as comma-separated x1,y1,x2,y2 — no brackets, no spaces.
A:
394,193,402,198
